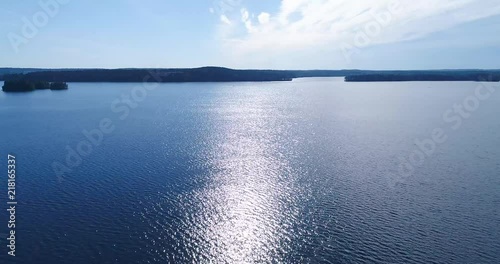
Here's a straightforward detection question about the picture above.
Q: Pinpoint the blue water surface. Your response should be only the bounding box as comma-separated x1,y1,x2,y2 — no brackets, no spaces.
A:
0,78,499,263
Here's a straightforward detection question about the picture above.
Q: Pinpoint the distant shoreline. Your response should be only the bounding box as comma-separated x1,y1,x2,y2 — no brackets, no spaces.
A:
344,72,500,82
1,67,499,83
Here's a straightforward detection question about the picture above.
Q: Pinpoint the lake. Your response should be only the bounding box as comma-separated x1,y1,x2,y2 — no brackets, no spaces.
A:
0,78,499,263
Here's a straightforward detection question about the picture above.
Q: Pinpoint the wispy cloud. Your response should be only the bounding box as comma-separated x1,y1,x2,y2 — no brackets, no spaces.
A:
216,0,500,66
220,14,232,25
257,12,270,25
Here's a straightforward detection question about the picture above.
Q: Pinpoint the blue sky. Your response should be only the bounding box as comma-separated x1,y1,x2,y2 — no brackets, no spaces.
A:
1,0,499,69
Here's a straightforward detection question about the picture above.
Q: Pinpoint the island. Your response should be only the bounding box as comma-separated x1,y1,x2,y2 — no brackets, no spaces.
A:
2,80,68,92
345,70,500,82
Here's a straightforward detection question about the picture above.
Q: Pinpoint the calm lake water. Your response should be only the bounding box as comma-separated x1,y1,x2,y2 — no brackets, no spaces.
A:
0,78,499,263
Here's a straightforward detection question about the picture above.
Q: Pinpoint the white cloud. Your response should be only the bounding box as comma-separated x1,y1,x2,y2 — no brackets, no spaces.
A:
220,14,231,25
246,20,256,32
216,0,500,66
239,8,256,33
258,12,270,24
241,8,249,22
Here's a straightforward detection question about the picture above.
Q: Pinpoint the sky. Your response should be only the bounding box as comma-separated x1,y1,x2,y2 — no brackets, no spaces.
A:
0,0,499,70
